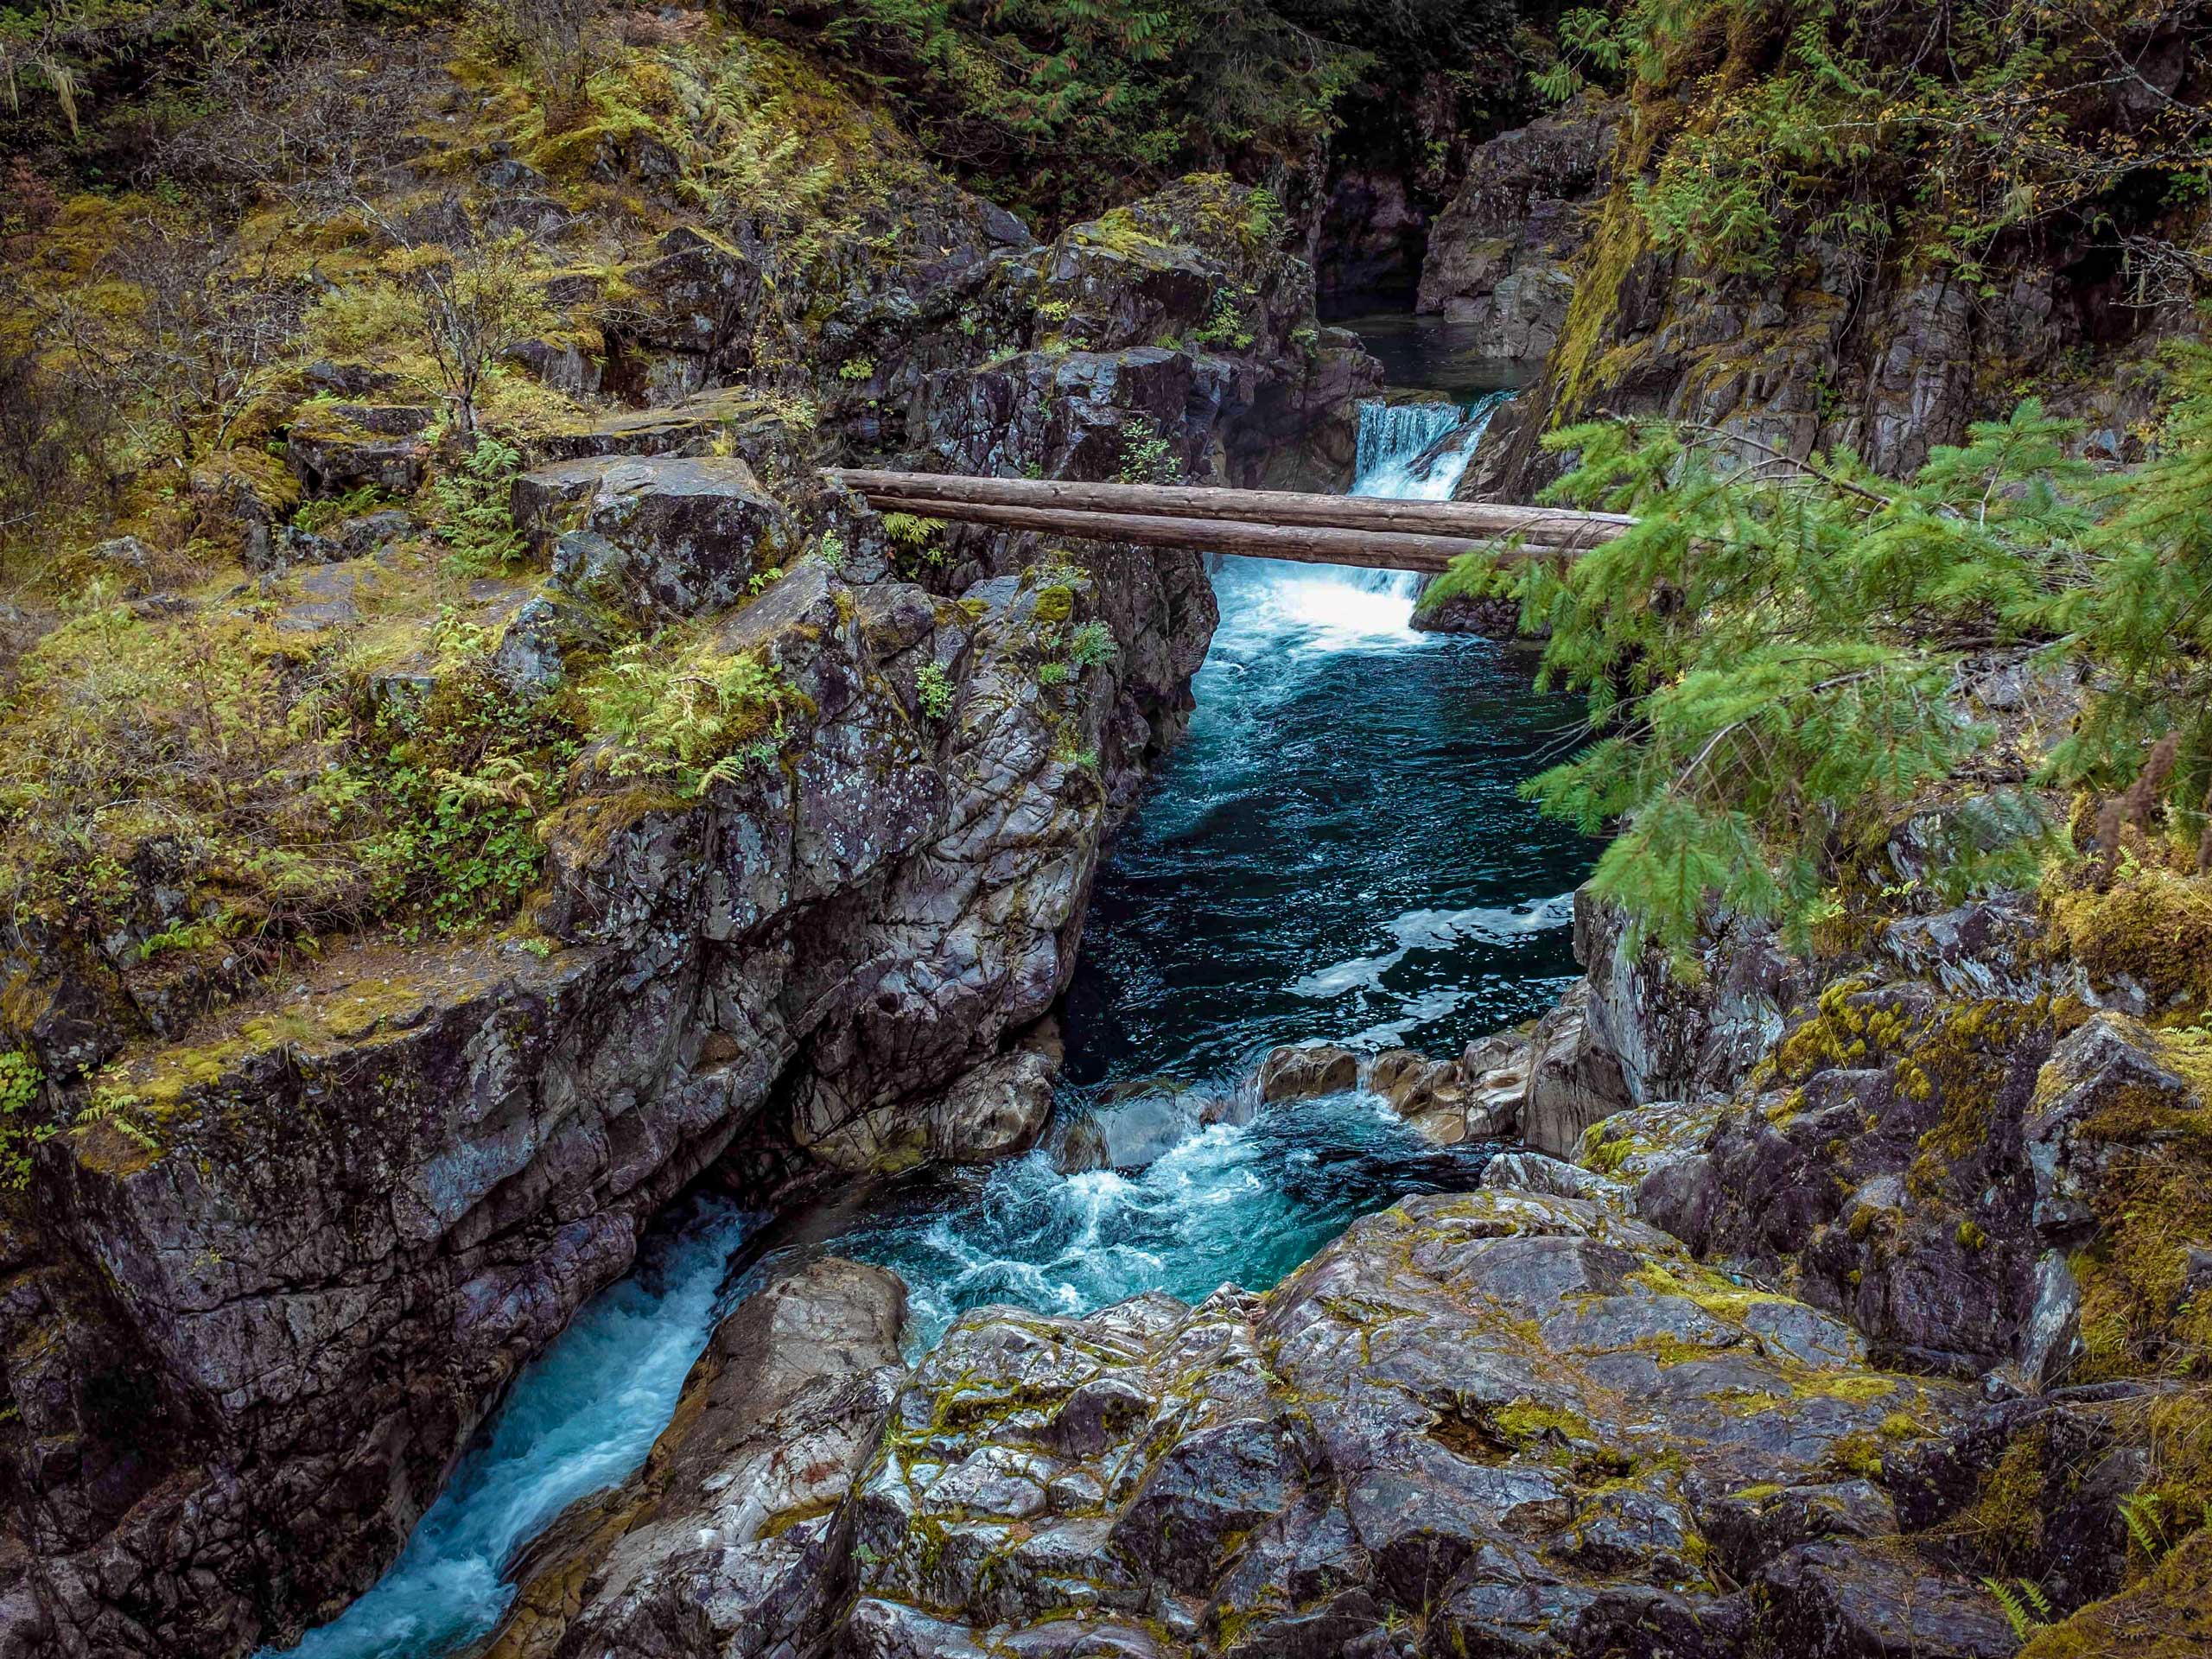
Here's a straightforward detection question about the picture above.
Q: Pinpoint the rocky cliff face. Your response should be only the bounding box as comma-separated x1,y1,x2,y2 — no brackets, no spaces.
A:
0,105,1367,1659
1419,92,2201,508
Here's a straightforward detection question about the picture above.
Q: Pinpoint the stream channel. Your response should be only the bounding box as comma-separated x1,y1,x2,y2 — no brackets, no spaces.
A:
280,334,1597,1659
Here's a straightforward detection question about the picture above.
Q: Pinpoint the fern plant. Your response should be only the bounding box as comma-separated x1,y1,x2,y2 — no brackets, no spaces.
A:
432,437,527,576
587,640,792,798
1980,1575,2052,1640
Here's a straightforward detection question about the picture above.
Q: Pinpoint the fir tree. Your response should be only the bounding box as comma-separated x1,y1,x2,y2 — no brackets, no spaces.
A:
1450,349,2212,957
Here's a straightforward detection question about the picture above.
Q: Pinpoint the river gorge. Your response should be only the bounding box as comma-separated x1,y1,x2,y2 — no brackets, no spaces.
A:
280,372,1596,1659
3,8,2208,1659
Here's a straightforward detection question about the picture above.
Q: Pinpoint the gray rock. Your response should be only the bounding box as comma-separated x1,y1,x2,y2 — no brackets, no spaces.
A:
1417,95,1621,365
285,404,435,496
928,1049,1058,1164
514,454,797,620
832,1187,1984,1655
1521,979,1632,1155
487,1256,908,1659
2024,1011,2193,1243
1754,1539,2018,1659
1255,1044,1360,1102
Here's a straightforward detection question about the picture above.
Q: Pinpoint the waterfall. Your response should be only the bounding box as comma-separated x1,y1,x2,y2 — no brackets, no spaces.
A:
1352,389,1512,503
1219,389,1514,624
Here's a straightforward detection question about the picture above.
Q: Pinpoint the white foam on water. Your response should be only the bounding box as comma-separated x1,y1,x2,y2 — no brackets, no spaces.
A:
269,1200,759,1659
1287,892,1576,1001
1208,391,1513,647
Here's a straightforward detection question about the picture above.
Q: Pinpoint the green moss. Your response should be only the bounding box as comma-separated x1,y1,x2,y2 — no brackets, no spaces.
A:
1549,188,1652,423
1494,1399,1594,1446
2069,1036,2212,1382
1940,1424,2048,1573
1823,1428,1885,1480
1627,1260,1794,1322
2048,868,2212,1017
2018,1529,2212,1659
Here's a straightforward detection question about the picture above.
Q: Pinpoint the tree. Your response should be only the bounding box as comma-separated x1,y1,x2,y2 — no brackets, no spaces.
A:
362,209,555,437
1446,351,2212,957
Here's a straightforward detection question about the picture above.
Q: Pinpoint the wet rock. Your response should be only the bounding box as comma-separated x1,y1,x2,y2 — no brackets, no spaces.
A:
1756,1539,2017,1658
1363,1048,1471,1135
1521,979,1632,1155
513,454,798,620
285,404,435,496
2014,1250,2084,1388
1408,583,1523,639
1481,1148,1630,1208
833,1186,1986,1656
1418,94,1621,365
607,225,763,389
486,1256,908,1659
1256,1044,1360,1102
927,1049,1057,1165
2023,1011,2193,1243
1577,890,1805,1109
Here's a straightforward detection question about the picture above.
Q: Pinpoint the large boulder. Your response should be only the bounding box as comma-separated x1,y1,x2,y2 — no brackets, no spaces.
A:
836,1186,1998,1656
512,454,798,621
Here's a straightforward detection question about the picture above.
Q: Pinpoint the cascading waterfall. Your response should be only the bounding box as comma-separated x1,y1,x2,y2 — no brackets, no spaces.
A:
1205,387,1511,645
275,353,1592,1659
1332,388,1515,601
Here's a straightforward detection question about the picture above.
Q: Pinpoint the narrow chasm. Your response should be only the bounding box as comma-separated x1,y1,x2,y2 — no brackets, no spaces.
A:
272,331,1592,1659
9,6,2212,1659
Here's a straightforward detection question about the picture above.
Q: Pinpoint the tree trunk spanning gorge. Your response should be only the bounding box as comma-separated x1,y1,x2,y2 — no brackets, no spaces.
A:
827,469,1632,556
831,473,1615,540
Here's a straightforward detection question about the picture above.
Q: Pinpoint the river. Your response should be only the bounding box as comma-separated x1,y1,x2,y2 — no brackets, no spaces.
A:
276,350,1593,1659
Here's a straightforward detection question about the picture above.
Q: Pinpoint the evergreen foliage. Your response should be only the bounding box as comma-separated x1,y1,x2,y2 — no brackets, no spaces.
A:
1453,350,2212,957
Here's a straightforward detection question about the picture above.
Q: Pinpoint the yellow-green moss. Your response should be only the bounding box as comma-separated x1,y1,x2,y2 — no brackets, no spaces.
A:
2018,1529,2212,1659
2069,1035,2212,1382
2048,868,2212,1018
1942,1424,2048,1572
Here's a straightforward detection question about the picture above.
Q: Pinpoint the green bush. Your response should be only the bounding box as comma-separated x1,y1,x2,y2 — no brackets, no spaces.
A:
0,1048,50,1190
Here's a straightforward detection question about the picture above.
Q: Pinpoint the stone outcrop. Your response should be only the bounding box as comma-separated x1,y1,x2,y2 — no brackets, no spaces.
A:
486,1256,907,1659
511,454,798,621
832,1185,2008,1657
1416,96,1620,365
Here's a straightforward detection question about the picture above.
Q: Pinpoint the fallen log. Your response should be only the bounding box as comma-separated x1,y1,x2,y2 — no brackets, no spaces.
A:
824,467,1630,550
848,495,1565,573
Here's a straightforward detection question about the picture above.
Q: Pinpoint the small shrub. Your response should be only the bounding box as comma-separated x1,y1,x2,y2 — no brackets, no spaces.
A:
1065,620,1116,671
293,484,385,537
0,1049,51,1191
1116,416,1179,484
916,660,955,721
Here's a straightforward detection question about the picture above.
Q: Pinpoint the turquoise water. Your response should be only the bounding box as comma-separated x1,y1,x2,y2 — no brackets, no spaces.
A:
827,395,1593,1348
273,373,1594,1658
275,1198,761,1659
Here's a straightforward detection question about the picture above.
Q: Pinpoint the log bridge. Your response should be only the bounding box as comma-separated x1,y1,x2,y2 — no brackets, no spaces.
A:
824,469,1632,575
